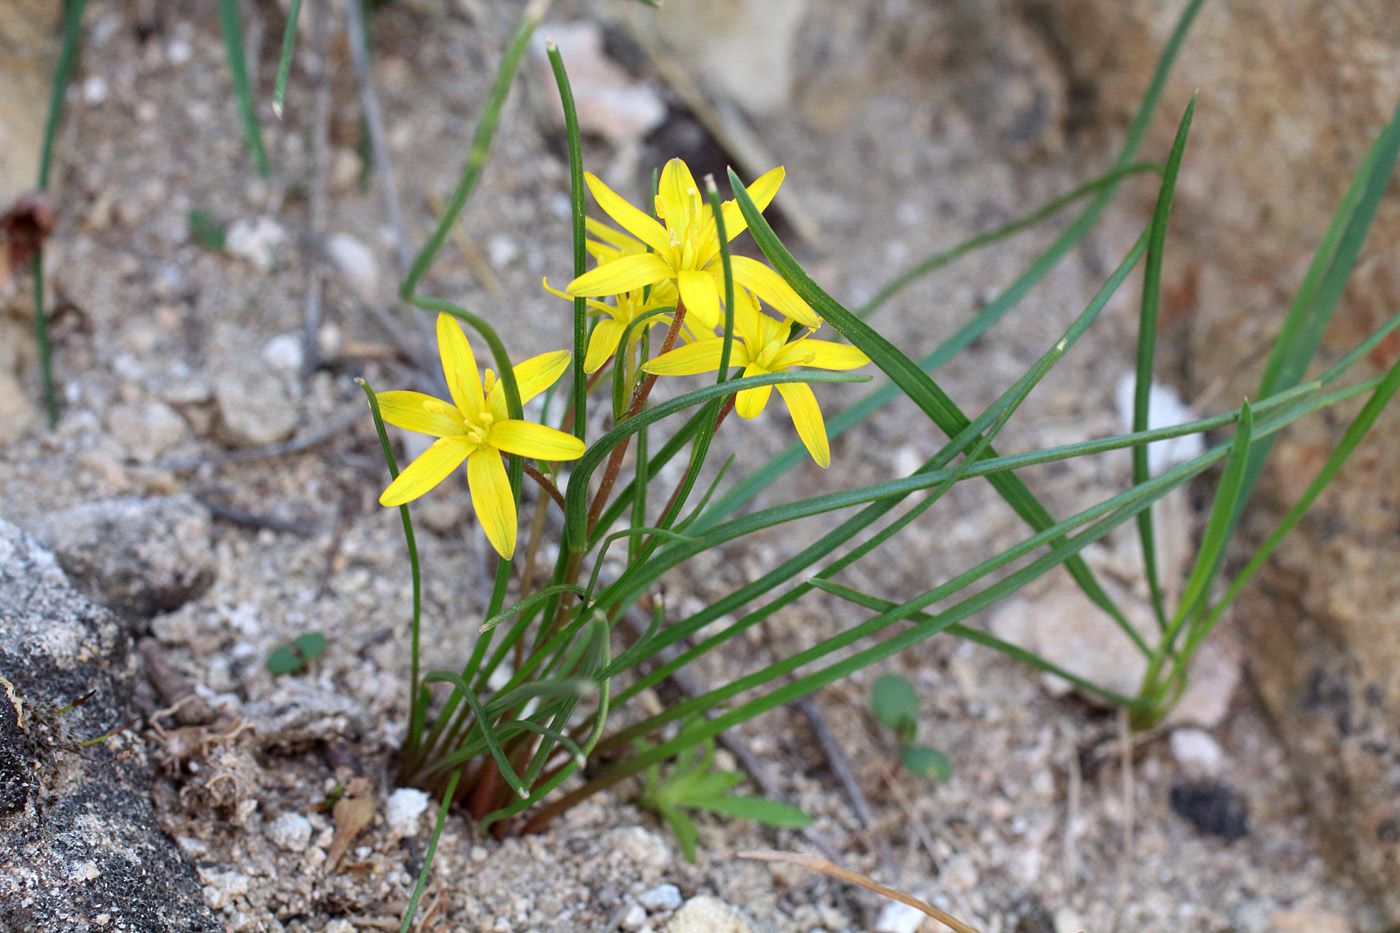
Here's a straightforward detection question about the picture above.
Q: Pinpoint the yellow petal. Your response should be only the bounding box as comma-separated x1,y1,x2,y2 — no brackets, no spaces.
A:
437,314,485,414
568,253,675,298
777,381,830,468
727,256,822,328
730,288,763,348
380,436,475,506
656,159,700,233
585,319,625,373
772,339,870,371
374,390,463,437
734,363,773,419
643,338,743,376
467,447,517,559
712,165,784,251
511,350,571,404
678,269,722,330
585,172,672,258
585,217,645,254
490,421,586,461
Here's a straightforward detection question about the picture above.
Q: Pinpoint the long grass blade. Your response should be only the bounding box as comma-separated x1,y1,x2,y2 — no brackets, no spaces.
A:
357,379,425,757
400,0,551,300
271,0,302,118
1133,95,1196,629
546,40,589,446
730,168,1138,648
219,0,270,178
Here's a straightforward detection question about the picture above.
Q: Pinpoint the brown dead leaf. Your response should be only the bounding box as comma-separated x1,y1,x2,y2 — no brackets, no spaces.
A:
324,775,376,875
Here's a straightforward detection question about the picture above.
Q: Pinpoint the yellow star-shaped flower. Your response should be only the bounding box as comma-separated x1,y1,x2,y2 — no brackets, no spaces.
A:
642,290,868,467
376,314,585,558
565,158,821,332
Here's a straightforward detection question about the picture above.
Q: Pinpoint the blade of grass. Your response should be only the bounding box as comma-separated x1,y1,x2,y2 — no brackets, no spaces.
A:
1240,99,1400,505
400,0,551,300
1133,95,1196,629
32,0,90,426
731,167,1139,652
271,0,302,118
857,161,1161,319
219,0,270,178
698,0,1208,529
546,40,589,446
1192,343,1400,657
357,379,426,759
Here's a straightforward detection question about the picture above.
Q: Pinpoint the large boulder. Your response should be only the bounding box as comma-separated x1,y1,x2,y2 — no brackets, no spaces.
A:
0,518,219,932
1017,0,1400,917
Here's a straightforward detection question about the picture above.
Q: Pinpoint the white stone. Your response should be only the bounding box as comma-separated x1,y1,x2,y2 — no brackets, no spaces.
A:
326,232,380,304
638,884,683,913
874,900,925,933
1114,373,1205,475
1170,728,1224,775
620,903,649,931
665,896,751,933
106,399,186,462
267,812,313,852
262,334,305,372
83,75,108,105
225,217,290,271
488,235,519,269
385,787,431,838
214,375,297,447
1054,908,1088,933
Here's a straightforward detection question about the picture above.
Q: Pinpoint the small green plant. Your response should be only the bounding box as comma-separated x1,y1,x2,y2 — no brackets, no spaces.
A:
265,631,327,675
187,209,230,252
639,733,811,863
871,674,952,781
343,6,1400,928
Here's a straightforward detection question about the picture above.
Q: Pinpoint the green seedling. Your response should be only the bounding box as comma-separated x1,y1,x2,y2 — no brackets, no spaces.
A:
639,735,812,863
266,631,327,675
871,674,952,781
187,209,229,252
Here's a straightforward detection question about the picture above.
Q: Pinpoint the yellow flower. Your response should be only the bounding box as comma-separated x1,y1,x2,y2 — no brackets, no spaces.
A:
642,290,868,468
544,275,682,374
565,158,821,332
376,314,585,559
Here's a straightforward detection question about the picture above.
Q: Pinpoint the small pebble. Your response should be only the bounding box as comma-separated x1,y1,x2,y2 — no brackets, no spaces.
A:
267,812,312,852
638,884,682,913
620,903,648,931
385,787,431,838
262,334,304,373
1170,728,1224,775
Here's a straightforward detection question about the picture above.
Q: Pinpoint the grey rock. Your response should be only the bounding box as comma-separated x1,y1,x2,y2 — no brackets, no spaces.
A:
29,495,215,620
214,373,298,447
0,518,220,932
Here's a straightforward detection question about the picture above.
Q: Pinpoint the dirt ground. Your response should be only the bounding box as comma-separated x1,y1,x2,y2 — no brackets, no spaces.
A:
0,1,1379,930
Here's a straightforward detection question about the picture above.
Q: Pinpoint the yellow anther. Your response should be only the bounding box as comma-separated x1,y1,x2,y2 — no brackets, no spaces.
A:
421,399,448,414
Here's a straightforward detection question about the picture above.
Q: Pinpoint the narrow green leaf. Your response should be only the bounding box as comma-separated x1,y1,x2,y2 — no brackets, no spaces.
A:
357,379,425,760
730,167,1136,640
481,585,587,633
219,0,269,177
696,795,813,828
546,41,589,444
1170,400,1254,641
1133,95,1196,630
271,0,302,118
400,0,546,300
